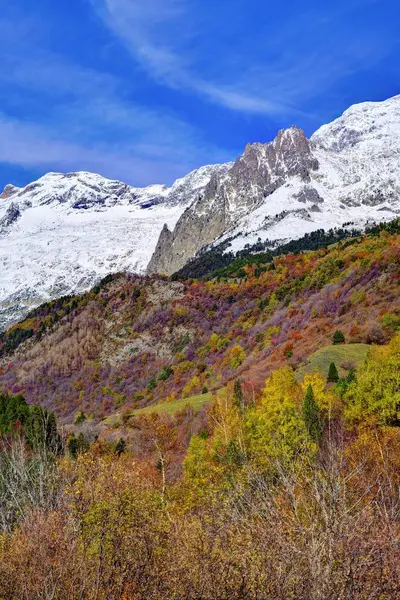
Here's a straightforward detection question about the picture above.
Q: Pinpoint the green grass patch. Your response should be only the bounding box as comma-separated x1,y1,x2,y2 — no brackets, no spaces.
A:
131,391,218,416
296,344,371,381
105,389,225,425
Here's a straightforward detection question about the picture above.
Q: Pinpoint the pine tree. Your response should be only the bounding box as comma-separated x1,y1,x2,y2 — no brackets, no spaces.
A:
115,438,127,457
67,434,79,459
74,410,86,425
233,379,244,412
327,362,339,383
346,368,356,384
333,330,345,345
302,385,323,442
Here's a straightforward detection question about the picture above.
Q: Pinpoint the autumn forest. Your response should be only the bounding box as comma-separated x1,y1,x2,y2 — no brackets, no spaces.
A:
0,222,400,599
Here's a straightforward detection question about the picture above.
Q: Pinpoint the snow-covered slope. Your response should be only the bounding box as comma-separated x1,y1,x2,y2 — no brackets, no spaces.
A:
148,95,400,274
2,95,400,329
222,96,400,251
0,164,230,330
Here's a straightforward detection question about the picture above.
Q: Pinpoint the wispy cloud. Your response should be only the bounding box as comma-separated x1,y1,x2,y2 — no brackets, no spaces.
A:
92,0,293,114
0,112,207,185
91,0,398,117
0,0,397,188
0,10,230,186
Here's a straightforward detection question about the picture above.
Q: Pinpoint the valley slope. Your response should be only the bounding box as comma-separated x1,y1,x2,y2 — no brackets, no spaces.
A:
0,224,399,423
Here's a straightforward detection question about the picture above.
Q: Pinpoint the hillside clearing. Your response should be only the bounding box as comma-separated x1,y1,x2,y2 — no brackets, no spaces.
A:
105,389,225,425
295,343,371,380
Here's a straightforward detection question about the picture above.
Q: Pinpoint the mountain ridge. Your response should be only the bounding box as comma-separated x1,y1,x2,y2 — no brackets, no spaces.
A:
2,94,400,329
0,163,231,330
148,95,400,275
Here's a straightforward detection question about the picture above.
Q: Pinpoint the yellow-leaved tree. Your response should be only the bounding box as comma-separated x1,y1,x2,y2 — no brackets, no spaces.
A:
182,392,246,506
245,366,316,472
301,372,342,419
344,333,400,426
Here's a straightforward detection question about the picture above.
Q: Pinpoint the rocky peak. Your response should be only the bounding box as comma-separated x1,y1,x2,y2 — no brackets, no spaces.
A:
165,163,233,207
146,225,174,276
0,184,20,200
273,126,319,177
147,126,320,275
148,96,400,277
0,202,21,229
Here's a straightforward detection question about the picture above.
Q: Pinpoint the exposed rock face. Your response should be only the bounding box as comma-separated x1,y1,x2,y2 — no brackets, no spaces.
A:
0,203,21,229
0,184,20,200
148,96,400,275
146,224,175,276
148,126,319,275
294,186,324,204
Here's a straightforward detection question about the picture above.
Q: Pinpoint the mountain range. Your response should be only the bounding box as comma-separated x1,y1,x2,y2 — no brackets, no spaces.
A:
1,94,400,330
148,95,400,274
0,164,230,330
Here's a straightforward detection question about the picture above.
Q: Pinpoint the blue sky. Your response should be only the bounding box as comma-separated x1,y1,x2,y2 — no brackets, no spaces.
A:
0,0,399,189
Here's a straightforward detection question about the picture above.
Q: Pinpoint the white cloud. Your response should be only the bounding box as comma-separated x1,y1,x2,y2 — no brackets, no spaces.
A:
0,98,230,186
91,0,397,117
0,10,231,186
0,113,202,185
92,0,293,114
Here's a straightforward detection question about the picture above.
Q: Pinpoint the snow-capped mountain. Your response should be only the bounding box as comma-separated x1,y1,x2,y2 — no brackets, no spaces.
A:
148,95,400,275
0,164,231,330
2,94,400,331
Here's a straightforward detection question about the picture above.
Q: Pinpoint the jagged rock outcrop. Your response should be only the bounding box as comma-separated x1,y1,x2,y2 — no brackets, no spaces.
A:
0,202,21,229
148,96,400,275
146,224,175,276
148,126,319,274
0,184,20,200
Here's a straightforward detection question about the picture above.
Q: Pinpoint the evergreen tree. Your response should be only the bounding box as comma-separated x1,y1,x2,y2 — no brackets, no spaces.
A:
74,410,86,425
302,385,323,442
333,330,345,345
0,393,29,434
346,368,356,384
67,434,79,459
67,432,89,459
115,438,127,457
327,362,339,383
76,432,90,454
233,379,244,412
24,405,62,453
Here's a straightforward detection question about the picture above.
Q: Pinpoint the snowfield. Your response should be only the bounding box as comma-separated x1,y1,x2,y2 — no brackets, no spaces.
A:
0,203,185,329
1,95,400,329
0,165,230,329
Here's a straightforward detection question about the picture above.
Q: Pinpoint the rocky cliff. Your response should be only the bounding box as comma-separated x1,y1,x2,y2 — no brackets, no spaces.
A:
148,96,400,275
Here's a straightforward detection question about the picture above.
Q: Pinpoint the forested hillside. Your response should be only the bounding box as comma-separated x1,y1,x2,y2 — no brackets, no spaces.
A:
0,225,399,599
0,225,399,423
0,325,399,598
